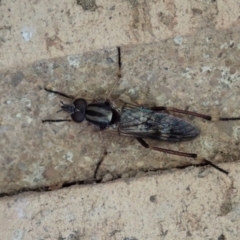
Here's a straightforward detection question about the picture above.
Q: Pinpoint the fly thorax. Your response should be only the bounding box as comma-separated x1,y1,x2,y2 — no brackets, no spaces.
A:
86,106,112,122
85,104,114,130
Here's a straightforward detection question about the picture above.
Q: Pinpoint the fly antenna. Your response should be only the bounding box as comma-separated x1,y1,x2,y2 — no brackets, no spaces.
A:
56,101,65,113
56,109,62,113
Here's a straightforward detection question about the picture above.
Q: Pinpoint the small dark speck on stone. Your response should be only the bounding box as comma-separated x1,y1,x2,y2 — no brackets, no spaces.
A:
110,5,115,11
67,232,80,240
76,0,97,11
58,231,81,240
128,0,139,7
33,60,53,77
218,234,226,240
150,195,157,202
11,71,24,87
218,52,223,58
230,42,234,48
110,229,121,237
106,57,114,64
124,238,138,240
52,62,60,69
220,201,232,216
192,8,202,15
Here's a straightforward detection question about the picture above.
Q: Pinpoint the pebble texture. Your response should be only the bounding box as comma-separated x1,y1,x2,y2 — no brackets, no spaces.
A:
0,163,240,239
1,27,239,194
0,0,240,239
0,48,120,193
1,0,240,70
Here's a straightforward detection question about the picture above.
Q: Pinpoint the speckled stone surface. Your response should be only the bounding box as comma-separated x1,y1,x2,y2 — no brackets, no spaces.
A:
1,0,239,70
1,27,240,194
1,162,240,239
115,26,240,169
0,0,240,239
0,48,120,193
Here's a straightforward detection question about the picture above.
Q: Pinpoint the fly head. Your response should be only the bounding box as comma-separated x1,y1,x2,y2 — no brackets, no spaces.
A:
61,98,87,123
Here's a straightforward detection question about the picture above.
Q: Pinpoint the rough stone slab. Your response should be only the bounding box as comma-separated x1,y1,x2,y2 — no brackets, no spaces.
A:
97,27,240,183
0,48,119,194
1,0,240,70
0,0,240,238
1,27,240,194
0,162,240,239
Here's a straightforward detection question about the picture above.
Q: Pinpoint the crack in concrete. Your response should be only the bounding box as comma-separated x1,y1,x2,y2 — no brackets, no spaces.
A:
0,161,231,198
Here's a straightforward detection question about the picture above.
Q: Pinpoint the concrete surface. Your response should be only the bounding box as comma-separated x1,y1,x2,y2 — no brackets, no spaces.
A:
1,27,240,194
1,163,240,239
1,0,240,70
0,0,240,239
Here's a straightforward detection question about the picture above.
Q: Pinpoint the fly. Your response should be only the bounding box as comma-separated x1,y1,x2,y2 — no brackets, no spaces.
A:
43,87,240,175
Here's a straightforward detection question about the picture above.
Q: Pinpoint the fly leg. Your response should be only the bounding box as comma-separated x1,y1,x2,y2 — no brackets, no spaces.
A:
44,87,74,99
93,132,108,180
42,119,72,123
201,159,228,174
136,138,228,174
151,106,240,121
136,138,197,158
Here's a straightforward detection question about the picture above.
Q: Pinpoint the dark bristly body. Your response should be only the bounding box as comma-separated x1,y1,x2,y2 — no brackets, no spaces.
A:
43,88,240,174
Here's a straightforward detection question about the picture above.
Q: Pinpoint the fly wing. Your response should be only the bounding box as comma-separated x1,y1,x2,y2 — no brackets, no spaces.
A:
119,107,200,142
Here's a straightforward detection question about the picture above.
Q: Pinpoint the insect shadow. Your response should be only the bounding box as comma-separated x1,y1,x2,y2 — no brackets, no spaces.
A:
42,87,240,175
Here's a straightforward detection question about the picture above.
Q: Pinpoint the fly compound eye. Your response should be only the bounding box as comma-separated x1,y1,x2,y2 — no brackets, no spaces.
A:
71,98,87,123
73,98,87,111
71,111,85,123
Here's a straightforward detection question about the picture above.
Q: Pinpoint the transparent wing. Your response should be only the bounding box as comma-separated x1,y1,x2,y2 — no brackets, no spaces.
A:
119,107,200,142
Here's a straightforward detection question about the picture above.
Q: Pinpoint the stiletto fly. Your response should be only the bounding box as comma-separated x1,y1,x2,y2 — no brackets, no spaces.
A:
43,87,240,174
